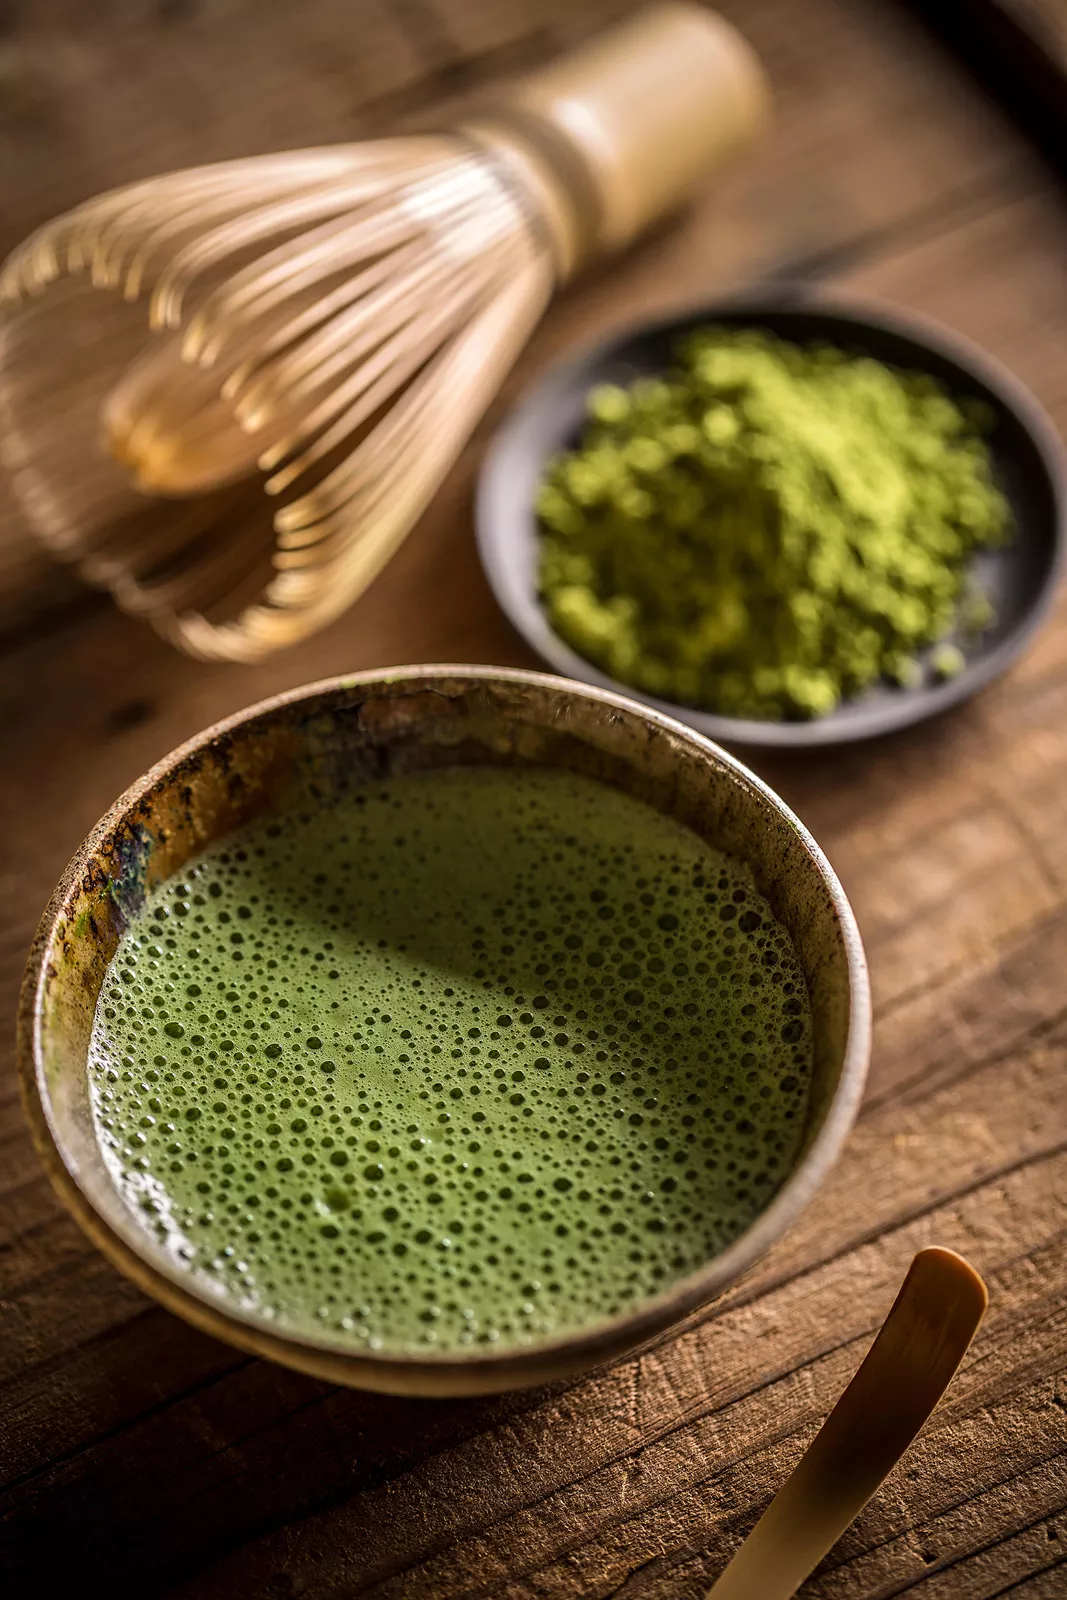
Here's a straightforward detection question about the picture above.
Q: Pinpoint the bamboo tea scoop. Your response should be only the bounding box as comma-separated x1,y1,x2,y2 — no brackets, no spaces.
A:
706,1247,988,1599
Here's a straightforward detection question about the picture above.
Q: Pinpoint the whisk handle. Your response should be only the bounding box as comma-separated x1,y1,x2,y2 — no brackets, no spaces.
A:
481,3,769,270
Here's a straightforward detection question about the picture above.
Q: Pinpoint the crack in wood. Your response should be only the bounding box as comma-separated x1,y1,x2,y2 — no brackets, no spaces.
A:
3,2,1067,1592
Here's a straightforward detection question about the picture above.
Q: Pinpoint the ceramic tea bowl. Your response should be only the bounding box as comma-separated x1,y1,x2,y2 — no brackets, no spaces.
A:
19,667,870,1395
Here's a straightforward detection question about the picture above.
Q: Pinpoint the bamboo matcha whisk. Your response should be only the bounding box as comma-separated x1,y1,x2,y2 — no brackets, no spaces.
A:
0,4,767,662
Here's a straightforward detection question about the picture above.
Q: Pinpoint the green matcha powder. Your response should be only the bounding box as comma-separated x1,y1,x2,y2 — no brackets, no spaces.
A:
538,328,1011,719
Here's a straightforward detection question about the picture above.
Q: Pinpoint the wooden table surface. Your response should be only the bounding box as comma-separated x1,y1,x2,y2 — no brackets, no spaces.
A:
2,1,1066,1594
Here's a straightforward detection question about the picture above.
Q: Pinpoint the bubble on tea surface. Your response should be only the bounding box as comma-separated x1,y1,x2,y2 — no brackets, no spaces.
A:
87,767,814,1353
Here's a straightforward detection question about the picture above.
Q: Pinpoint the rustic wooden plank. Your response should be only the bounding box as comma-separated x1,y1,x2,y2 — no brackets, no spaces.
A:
5,170,1067,1583
2,1,1067,1595
0,2,422,249
3,985,1064,1582
808,1459,1067,1599
421,0,635,59
443,1337,1067,1600
141,1160,1067,1597
0,1306,246,1489
0,0,1043,632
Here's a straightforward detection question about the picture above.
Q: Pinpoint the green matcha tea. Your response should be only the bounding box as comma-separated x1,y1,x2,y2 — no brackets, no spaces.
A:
88,767,814,1353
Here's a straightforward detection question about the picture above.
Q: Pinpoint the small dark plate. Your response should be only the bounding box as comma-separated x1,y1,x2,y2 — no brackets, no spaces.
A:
476,287,1067,748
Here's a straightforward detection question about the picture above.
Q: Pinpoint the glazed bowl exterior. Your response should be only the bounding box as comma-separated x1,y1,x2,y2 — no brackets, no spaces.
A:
19,667,870,1396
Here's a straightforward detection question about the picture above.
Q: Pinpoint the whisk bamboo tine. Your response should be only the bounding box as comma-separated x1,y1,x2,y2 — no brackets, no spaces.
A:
115,515,270,616
187,210,411,351
0,224,67,297
179,160,476,361
260,322,471,496
249,320,422,455
88,151,416,273
269,260,551,578
84,502,233,586
262,287,489,500
102,475,272,606
89,179,280,285
96,194,253,293
118,190,313,300
238,247,482,428
216,240,441,412
268,249,539,519
276,220,537,458
149,170,449,330
262,329,466,499
125,410,261,497
192,167,494,353
83,487,255,589
185,281,538,653
218,243,426,396
1,146,404,298
0,2,770,659
108,380,267,498
183,161,485,345
210,230,494,478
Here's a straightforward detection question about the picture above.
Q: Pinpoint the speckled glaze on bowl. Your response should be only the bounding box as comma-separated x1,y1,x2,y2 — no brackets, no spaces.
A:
19,667,870,1396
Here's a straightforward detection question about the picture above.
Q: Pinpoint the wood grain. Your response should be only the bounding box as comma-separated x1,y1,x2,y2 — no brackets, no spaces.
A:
0,0,1043,630
2,0,1067,1595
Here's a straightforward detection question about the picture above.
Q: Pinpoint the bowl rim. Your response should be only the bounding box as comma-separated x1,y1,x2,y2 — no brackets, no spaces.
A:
475,284,1067,749
18,665,871,1393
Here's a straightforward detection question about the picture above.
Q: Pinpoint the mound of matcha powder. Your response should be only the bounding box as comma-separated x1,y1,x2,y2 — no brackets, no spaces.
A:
537,327,1011,719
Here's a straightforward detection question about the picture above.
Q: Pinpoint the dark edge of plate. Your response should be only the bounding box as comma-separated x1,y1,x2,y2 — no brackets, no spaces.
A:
476,283,1067,750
